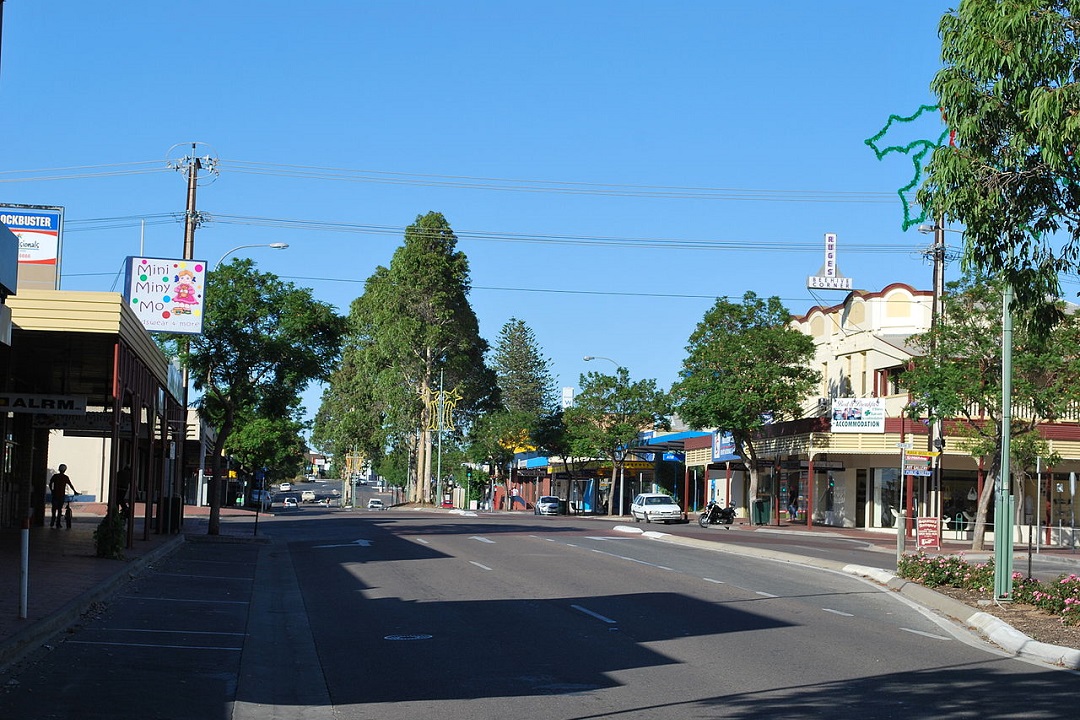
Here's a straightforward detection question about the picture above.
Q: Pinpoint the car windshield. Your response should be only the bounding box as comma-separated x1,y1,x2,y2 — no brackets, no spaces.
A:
540,497,558,503
647,496,675,505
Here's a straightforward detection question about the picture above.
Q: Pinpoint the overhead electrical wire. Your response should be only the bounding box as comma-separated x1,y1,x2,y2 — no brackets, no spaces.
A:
4,157,898,204
0,161,167,183
220,159,898,203
65,211,938,255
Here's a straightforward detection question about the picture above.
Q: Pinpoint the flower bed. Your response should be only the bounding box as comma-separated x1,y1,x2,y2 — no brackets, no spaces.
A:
897,552,1080,627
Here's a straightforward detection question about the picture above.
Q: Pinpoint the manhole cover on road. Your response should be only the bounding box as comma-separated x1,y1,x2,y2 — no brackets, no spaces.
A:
384,634,433,641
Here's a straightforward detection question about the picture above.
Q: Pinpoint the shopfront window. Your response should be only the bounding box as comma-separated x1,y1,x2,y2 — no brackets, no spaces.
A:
872,467,900,528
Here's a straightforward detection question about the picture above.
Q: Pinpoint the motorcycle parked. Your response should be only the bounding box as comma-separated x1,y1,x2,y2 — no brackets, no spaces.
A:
698,500,736,528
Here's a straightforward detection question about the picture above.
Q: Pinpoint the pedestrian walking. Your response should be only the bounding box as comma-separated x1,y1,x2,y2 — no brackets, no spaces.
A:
49,464,77,528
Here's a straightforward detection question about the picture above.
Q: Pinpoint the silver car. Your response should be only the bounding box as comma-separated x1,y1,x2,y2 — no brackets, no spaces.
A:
630,493,683,524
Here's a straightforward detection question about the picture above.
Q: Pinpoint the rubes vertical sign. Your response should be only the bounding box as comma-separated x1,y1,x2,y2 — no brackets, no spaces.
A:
123,256,207,335
806,233,853,290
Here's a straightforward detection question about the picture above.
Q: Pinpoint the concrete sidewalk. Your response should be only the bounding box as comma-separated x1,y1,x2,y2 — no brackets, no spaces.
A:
0,503,263,671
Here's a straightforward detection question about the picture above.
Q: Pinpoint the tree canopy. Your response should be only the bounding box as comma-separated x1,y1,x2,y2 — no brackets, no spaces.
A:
672,292,820,503
902,270,1080,549
919,0,1080,325
564,367,670,515
490,318,557,417
183,257,344,534
313,212,497,503
464,318,557,504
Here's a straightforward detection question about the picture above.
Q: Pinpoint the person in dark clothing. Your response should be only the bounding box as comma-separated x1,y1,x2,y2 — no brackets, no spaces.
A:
49,464,76,528
116,464,132,519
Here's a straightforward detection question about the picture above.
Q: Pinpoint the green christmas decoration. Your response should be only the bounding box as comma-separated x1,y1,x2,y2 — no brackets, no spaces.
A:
865,104,951,230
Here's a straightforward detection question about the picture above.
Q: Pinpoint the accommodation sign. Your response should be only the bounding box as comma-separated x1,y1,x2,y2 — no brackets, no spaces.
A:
830,397,885,433
0,393,86,415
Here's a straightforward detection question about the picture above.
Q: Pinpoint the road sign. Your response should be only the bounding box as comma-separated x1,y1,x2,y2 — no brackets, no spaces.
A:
897,442,914,450
904,452,934,476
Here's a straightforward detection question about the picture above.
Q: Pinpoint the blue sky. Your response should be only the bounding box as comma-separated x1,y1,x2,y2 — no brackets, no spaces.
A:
2,1,960,431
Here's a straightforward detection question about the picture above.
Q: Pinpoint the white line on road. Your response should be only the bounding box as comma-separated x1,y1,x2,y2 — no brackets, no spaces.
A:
703,578,725,584
900,627,952,641
413,538,430,545
118,597,249,605
571,604,617,624
822,608,855,617
313,539,373,548
470,561,493,571
106,628,246,636
66,641,242,651
470,536,495,544
755,591,778,598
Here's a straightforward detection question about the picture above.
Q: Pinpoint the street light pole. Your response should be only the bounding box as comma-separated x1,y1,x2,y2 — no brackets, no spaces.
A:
214,242,289,270
920,222,1014,598
584,354,624,514
583,355,621,369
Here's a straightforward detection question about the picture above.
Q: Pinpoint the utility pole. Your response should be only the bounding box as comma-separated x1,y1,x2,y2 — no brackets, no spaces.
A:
930,221,946,535
995,282,1016,600
169,144,218,532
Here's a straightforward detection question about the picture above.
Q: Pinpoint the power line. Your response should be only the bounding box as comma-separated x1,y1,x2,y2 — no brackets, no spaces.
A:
4,157,898,204
222,158,898,203
0,161,166,183
62,269,937,306
65,211,936,255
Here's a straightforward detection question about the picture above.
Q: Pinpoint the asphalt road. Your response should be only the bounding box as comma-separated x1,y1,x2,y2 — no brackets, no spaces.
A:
0,511,1075,720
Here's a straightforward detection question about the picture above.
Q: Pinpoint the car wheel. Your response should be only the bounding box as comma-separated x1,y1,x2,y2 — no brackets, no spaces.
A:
644,513,651,523
633,513,641,523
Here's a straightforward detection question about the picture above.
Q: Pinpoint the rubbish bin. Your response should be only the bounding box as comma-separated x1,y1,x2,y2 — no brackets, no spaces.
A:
558,500,569,515
752,498,772,525
158,495,183,533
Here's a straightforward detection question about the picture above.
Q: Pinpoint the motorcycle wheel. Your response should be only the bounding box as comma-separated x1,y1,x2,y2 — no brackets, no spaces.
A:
698,515,709,528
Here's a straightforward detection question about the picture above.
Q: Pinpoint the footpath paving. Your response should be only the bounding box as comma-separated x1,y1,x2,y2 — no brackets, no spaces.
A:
2,504,1079,674
0,502,263,671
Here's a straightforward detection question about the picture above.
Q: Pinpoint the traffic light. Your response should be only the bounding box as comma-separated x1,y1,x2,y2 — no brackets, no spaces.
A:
466,468,472,480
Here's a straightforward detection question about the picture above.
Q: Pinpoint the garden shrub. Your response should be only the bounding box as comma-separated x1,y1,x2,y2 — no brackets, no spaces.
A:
898,552,1080,627
93,511,125,560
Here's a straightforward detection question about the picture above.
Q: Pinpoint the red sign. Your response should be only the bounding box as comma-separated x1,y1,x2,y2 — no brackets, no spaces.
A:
916,517,940,549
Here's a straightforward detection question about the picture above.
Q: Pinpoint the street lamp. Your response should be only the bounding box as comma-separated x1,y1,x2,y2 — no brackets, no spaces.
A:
214,242,288,270
921,222,1014,598
583,355,621,369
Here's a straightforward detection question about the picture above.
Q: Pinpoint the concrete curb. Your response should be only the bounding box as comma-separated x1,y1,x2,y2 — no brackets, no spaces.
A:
0,533,186,673
616,524,1080,670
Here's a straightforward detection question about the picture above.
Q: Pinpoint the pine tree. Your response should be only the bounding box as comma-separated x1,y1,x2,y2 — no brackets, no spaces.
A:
314,212,497,504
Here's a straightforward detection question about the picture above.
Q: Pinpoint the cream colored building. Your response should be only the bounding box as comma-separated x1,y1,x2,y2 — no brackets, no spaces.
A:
689,283,1078,545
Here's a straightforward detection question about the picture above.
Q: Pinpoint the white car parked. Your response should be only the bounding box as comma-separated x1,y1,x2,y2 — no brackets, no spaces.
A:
367,498,385,511
630,493,683,524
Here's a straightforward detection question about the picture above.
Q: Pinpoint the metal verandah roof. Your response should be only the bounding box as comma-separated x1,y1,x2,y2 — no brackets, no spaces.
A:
625,430,712,455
